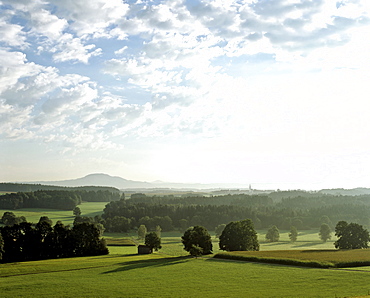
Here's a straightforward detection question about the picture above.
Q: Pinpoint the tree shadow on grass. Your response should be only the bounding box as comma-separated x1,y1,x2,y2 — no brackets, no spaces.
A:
293,242,325,248
101,256,190,274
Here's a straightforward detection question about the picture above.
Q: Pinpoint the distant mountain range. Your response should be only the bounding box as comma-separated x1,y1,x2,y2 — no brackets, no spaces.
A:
29,173,250,190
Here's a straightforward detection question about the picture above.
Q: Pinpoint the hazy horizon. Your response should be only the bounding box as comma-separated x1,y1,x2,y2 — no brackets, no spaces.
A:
1,1,370,190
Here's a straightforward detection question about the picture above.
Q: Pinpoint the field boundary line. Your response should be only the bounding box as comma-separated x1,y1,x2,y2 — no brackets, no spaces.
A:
0,264,118,278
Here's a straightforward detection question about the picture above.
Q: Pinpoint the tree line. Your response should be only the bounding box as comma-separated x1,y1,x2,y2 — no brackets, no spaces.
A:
0,190,123,210
0,183,120,193
180,219,369,258
0,215,108,263
101,193,370,232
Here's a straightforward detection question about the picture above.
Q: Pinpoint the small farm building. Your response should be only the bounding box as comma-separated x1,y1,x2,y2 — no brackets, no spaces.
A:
138,245,152,254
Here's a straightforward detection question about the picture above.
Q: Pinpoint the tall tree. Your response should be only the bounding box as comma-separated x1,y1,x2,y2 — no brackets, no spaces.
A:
137,225,147,240
155,225,162,238
71,222,109,256
319,223,332,242
266,225,280,242
219,219,259,251
289,226,298,242
73,207,81,217
334,221,370,249
182,226,212,255
145,232,162,251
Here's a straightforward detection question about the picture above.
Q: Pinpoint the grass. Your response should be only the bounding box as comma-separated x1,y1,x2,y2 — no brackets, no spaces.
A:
215,249,370,268
105,238,136,246
2,205,370,296
0,202,107,226
1,249,370,297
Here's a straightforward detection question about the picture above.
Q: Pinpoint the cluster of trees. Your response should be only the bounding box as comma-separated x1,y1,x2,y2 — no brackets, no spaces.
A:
0,214,108,263
0,191,82,210
181,219,259,257
0,183,120,193
0,190,123,210
102,193,370,233
180,219,370,258
129,193,273,207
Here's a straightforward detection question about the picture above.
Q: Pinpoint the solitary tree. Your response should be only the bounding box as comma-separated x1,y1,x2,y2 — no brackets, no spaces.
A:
155,225,162,238
145,232,162,251
265,225,280,242
137,225,147,240
73,207,81,217
289,226,298,242
182,226,212,255
319,223,332,243
219,219,259,251
334,221,370,249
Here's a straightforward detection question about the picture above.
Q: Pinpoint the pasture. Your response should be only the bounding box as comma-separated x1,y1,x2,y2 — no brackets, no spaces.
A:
1,247,370,297
2,203,370,297
0,202,107,226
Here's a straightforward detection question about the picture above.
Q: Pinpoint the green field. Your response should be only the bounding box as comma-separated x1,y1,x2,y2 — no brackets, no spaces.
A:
1,247,370,297
2,203,370,297
0,202,107,226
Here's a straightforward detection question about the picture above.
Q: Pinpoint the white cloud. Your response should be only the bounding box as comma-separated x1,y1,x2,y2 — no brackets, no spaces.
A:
29,8,68,40
0,17,28,48
0,49,42,96
49,0,130,38
1,0,370,186
51,34,102,64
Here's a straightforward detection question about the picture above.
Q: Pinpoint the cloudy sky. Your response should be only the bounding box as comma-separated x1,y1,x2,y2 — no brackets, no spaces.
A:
1,0,370,190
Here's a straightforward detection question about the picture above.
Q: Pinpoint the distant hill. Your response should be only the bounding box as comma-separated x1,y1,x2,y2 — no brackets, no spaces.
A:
24,173,250,190
30,173,152,189
318,188,370,196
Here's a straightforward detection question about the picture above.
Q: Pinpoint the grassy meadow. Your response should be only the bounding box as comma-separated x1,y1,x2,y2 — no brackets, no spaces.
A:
2,203,370,297
1,247,370,297
0,201,107,226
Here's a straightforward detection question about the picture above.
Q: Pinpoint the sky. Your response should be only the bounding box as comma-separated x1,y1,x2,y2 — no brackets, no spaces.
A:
1,0,370,190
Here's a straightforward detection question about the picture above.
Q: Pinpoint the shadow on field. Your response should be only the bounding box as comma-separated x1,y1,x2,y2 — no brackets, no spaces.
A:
294,242,323,248
101,256,190,274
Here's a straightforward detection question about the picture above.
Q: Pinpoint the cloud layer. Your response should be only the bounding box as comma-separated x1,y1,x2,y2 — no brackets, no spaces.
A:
1,0,370,186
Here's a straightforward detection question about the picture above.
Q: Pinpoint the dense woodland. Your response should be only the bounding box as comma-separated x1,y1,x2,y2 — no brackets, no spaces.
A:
102,192,370,232
0,216,108,263
0,190,123,210
1,185,370,234
0,183,120,193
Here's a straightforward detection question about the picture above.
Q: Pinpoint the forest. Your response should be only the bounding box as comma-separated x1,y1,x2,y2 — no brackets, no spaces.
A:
2,185,370,234
0,183,120,193
0,214,108,263
101,192,370,232
0,189,123,210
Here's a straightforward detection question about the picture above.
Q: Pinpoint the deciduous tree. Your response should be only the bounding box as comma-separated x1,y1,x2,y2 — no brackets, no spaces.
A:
145,232,162,251
182,226,212,255
319,223,332,242
334,221,370,249
73,207,81,217
137,224,147,240
289,226,298,242
219,219,259,251
266,225,280,242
